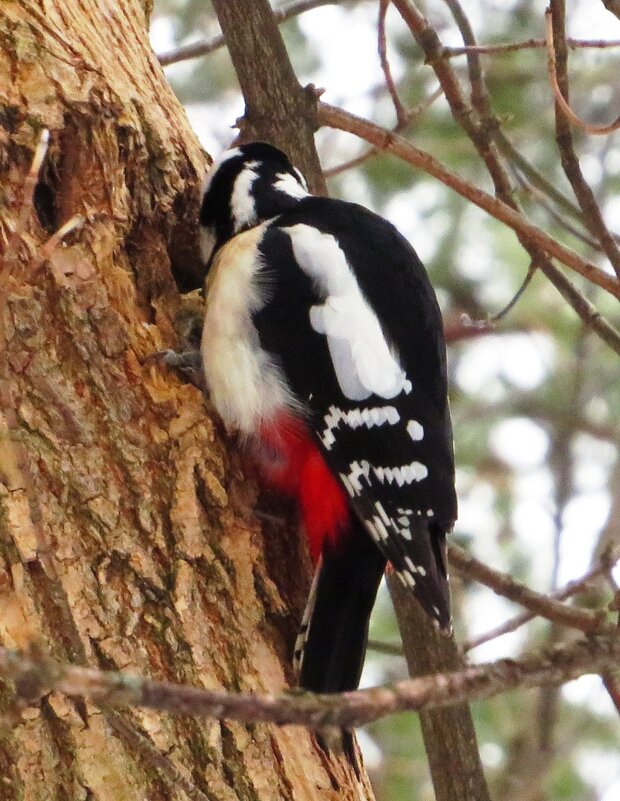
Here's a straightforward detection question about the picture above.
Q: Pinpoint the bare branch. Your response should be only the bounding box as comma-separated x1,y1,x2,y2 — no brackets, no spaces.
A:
317,102,620,301
500,115,620,255
601,1,620,25
449,544,613,634
387,0,620,358
545,8,620,136
2,635,620,729
157,0,336,67
441,0,489,120
378,0,408,125
319,103,620,354
463,545,620,652
547,3,620,284
537,259,620,355
323,87,443,178
441,38,620,57
517,174,603,251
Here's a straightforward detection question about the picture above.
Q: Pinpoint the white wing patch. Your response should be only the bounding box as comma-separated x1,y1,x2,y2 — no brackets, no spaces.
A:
286,224,411,401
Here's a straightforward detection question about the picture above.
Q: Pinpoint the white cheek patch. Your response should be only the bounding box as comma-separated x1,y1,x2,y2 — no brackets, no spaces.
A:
286,224,410,401
293,167,308,191
231,162,259,232
274,172,309,199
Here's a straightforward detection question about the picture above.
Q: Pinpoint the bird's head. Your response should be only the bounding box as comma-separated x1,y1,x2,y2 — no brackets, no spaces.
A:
199,142,309,266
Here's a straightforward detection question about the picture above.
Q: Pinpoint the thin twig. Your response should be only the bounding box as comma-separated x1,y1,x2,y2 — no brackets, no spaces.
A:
463,547,620,652
156,31,620,67
318,102,620,301
516,173,602,251
449,544,612,634
441,0,488,121
545,8,620,136
496,129,585,223
541,258,620,355
499,130,620,248
378,0,408,125
387,0,620,360
318,103,620,355
2,635,620,729
547,2,620,281
441,38,620,57
394,0,514,203
157,0,336,67
488,260,538,323
441,0,536,333
323,87,443,178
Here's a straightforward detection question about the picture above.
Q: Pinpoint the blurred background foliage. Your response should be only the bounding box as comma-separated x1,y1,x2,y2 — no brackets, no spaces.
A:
151,1,620,798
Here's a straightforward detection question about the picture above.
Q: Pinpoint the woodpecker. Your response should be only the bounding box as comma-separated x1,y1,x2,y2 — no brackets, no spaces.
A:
193,142,456,694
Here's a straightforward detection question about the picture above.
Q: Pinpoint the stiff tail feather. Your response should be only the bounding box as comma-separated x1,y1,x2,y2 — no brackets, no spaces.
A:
295,520,386,774
297,519,386,693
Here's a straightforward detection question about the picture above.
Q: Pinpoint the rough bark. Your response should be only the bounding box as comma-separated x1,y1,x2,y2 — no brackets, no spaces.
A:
0,2,371,799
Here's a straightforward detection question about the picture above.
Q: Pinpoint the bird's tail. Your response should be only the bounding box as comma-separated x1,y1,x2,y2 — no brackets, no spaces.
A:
294,520,386,774
296,519,387,693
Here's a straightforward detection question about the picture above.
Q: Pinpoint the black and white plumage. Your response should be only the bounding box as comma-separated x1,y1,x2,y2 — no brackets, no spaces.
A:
197,142,457,694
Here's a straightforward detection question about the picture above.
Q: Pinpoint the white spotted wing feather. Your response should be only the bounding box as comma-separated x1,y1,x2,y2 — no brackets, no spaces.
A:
280,220,455,630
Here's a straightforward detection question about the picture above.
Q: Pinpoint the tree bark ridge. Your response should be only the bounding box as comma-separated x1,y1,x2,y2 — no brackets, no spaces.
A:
0,2,364,799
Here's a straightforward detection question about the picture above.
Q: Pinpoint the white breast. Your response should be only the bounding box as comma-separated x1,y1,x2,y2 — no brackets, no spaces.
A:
201,224,297,435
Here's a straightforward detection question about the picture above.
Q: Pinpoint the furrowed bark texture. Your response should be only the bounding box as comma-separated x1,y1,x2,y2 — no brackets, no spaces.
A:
0,2,368,799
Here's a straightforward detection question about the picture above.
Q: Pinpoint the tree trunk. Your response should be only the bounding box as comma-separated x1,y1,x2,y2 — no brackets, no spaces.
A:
0,2,374,799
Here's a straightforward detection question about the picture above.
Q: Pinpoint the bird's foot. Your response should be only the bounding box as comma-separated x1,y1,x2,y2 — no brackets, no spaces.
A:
148,348,205,390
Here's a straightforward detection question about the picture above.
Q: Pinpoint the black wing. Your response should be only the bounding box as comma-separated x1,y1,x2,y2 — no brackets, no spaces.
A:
254,197,457,629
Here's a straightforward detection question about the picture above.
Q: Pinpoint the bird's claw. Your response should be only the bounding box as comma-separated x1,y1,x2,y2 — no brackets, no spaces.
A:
147,348,205,389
